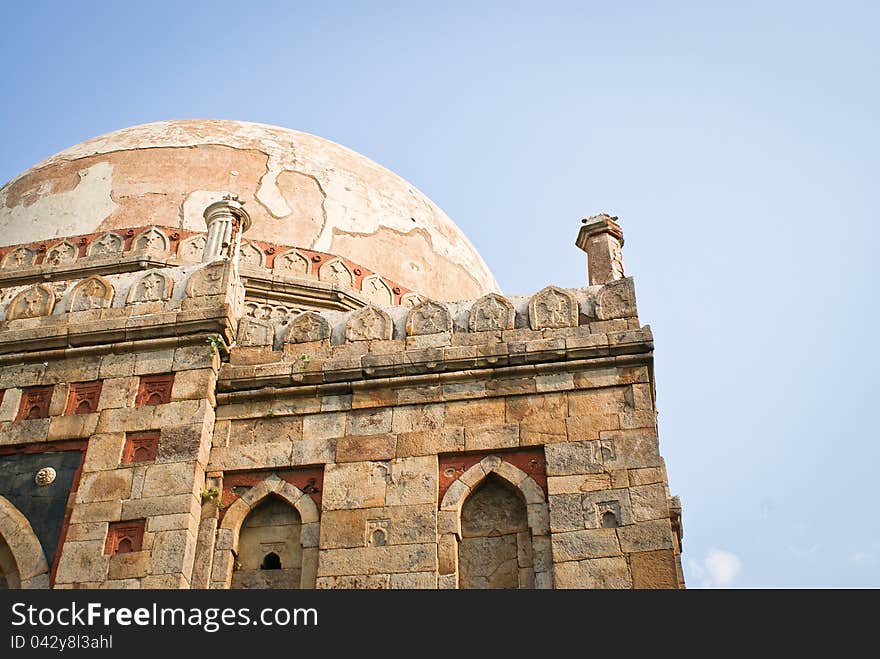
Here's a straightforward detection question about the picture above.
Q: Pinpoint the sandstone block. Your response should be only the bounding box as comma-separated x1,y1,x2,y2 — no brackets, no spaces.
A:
391,403,445,433
347,408,392,435
54,540,109,584
76,469,134,503
628,467,664,486
108,551,150,580
336,434,396,462
445,398,505,427
545,441,603,476
134,349,176,376
69,501,123,524
630,549,679,589
630,483,668,522
464,423,519,451
554,556,631,589
549,493,586,533
0,388,21,421
395,427,464,457
547,474,612,495
552,529,621,562
535,372,574,392
322,462,387,510
142,462,199,498
303,412,346,440
316,543,436,577
98,377,138,410
386,456,437,507
617,519,674,553
121,494,199,519
83,433,126,471
171,368,216,402
150,529,196,576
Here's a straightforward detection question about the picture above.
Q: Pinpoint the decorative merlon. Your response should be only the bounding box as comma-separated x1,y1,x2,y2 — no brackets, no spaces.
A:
576,213,626,286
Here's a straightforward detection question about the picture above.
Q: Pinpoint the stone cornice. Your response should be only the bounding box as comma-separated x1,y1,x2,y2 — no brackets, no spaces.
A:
217,327,653,398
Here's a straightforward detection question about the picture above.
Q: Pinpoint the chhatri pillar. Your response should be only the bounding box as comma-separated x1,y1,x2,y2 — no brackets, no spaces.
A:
202,193,252,262
575,213,625,286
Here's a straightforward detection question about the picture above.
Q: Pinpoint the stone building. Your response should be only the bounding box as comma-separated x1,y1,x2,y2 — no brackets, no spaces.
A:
0,120,683,589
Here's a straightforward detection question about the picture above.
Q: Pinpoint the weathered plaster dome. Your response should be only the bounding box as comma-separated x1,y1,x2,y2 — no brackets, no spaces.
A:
0,119,499,301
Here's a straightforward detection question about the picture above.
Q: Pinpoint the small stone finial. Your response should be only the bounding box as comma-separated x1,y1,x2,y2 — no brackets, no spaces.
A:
202,193,253,263
575,213,625,286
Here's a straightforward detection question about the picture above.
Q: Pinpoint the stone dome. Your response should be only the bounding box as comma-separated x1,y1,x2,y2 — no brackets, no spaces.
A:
0,119,499,301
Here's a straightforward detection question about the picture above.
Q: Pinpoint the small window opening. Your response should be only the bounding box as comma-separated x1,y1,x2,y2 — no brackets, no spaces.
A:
601,511,618,528
260,552,281,570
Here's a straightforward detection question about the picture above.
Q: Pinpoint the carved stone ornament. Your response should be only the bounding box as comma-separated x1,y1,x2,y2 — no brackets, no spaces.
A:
237,317,274,347
133,227,169,253
360,275,393,306
346,306,393,342
272,249,310,277
44,241,77,266
365,519,390,547
88,232,123,257
469,293,515,332
34,467,56,487
400,293,423,308
69,277,114,312
239,243,265,269
7,285,55,320
406,300,452,336
528,286,578,329
287,312,331,343
318,258,354,288
595,278,636,321
127,272,172,304
178,234,207,263
244,302,300,322
2,246,37,270
186,262,228,298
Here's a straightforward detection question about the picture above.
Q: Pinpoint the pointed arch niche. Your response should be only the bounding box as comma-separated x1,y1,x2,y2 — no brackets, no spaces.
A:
0,495,50,589
439,456,552,589
213,476,319,589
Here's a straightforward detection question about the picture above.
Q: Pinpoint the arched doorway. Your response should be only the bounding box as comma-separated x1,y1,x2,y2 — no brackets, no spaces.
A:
231,496,303,589
459,474,534,589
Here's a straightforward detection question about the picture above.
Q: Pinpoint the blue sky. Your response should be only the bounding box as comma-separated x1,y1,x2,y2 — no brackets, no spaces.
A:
2,1,878,587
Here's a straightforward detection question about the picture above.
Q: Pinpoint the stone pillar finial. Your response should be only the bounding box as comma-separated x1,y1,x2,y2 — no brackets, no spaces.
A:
202,193,252,263
575,213,625,286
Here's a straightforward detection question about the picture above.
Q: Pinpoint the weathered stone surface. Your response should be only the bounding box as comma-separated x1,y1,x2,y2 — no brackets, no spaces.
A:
630,549,679,589
545,441,603,476
617,519,675,553
108,551,150,580
317,544,436,576
84,433,126,471
629,483,668,522
554,556,631,589
76,469,134,503
445,398,505,427
395,427,464,457
391,404,445,433
552,528,621,562
386,456,437,507
347,408,392,436
142,462,199,498
549,494,586,533
321,462,387,510
54,540,109,584
336,434,396,462
303,412,346,439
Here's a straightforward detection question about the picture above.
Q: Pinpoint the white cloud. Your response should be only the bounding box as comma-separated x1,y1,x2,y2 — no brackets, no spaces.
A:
687,548,743,588
848,546,878,566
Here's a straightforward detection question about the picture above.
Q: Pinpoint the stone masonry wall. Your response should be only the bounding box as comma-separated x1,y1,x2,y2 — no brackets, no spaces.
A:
0,223,684,589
